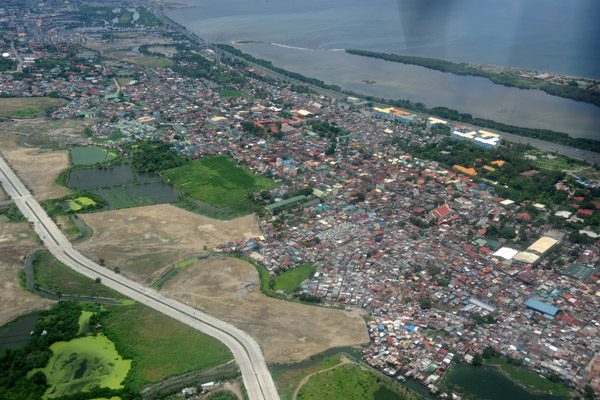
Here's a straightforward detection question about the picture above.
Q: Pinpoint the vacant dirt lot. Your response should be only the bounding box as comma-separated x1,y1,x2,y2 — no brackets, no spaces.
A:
0,97,66,118
76,204,261,285
0,222,53,326
163,257,369,364
1,117,90,147
84,32,175,53
0,134,71,200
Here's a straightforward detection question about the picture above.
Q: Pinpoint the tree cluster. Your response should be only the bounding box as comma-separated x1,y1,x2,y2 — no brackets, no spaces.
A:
0,302,83,400
130,142,186,173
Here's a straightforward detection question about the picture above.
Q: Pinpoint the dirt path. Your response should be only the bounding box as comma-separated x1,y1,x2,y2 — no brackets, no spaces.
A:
76,204,261,285
163,257,369,364
0,134,70,200
0,222,53,326
292,355,352,400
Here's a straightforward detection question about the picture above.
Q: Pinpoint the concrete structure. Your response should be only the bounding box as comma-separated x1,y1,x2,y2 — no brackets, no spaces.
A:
451,127,500,148
372,107,418,124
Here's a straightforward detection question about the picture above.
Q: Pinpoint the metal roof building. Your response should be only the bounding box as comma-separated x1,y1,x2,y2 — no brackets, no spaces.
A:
526,298,560,317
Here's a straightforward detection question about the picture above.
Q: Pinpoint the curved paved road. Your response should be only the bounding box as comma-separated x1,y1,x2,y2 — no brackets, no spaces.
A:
0,155,279,400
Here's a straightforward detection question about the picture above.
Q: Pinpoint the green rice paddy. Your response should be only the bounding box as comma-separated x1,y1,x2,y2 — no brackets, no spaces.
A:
70,146,116,165
163,156,276,216
32,335,131,399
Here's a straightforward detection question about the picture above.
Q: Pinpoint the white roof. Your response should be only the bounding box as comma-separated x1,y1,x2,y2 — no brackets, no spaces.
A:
493,247,519,260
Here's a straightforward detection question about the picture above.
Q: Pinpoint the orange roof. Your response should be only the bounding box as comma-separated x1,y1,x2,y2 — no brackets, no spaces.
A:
453,165,477,176
492,160,505,167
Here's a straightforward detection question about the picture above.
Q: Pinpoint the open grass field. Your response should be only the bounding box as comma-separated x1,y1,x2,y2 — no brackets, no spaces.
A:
117,77,134,87
273,264,316,294
98,303,233,390
294,362,411,400
0,97,66,118
485,357,571,397
33,251,128,299
163,156,276,215
32,334,131,399
76,204,261,284
274,354,348,400
0,134,71,200
162,256,369,363
0,222,53,326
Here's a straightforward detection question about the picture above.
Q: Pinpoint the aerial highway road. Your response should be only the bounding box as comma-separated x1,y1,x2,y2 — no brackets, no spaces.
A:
0,155,280,400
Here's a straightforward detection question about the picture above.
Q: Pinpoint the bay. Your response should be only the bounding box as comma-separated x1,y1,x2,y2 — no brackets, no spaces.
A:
167,0,600,139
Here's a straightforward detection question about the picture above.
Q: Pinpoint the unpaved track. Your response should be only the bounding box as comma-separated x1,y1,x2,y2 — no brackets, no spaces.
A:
164,257,370,364
0,154,279,400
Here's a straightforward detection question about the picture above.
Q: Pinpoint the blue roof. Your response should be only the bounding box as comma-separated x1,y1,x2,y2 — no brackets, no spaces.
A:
526,298,560,317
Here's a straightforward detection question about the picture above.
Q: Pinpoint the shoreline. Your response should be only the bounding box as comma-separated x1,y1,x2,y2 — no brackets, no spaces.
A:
159,6,600,158
346,49,600,108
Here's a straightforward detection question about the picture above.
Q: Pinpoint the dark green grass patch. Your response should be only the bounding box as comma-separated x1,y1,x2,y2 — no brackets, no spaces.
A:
94,303,233,391
163,156,276,216
33,251,127,299
273,264,316,294
296,363,410,400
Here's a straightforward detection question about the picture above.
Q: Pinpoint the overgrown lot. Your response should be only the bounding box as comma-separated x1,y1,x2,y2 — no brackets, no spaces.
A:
92,303,233,391
0,97,66,118
162,155,276,216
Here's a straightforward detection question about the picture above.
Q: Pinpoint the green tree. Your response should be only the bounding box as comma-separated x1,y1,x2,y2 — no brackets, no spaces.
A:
420,297,432,309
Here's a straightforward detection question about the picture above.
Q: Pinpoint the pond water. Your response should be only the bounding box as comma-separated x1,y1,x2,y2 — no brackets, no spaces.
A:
0,313,39,353
70,147,115,166
446,364,560,400
32,334,131,398
68,164,158,190
91,182,179,209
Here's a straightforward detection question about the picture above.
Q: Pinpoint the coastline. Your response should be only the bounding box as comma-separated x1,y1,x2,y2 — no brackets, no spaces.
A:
158,7,600,157
346,49,600,108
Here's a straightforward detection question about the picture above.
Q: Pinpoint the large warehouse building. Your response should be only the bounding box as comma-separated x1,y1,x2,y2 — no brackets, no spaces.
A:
526,298,560,318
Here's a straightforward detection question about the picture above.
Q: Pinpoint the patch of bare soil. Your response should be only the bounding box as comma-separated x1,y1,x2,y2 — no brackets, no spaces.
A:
1,118,90,146
0,134,71,200
76,204,261,285
84,32,175,53
162,257,369,364
0,222,53,326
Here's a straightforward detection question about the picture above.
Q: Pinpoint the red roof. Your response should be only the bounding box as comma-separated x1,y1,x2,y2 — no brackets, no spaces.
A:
578,209,594,216
432,204,452,219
